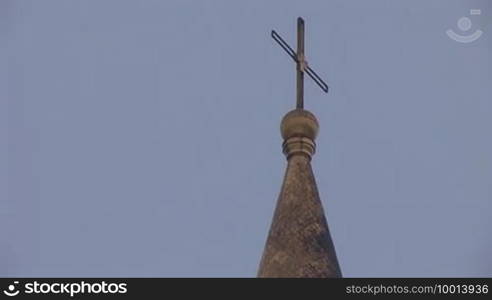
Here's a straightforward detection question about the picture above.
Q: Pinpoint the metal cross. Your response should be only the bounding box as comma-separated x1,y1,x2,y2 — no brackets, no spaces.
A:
271,17,329,109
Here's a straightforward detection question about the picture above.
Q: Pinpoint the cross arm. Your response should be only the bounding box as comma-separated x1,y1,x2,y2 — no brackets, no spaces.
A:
305,65,329,93
271,29,329,94
271,30,297,62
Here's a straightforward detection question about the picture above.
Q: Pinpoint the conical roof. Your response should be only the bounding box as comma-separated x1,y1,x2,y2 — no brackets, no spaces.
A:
257,109,341,278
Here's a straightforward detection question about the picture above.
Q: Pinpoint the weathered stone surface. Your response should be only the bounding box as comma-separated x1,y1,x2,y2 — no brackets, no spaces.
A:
257,109,341,278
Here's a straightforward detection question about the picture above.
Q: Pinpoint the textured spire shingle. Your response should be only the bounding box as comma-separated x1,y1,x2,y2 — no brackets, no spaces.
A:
257,109,341,278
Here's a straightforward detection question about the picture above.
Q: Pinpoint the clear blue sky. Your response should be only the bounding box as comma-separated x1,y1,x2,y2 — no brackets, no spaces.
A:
2,0,491,277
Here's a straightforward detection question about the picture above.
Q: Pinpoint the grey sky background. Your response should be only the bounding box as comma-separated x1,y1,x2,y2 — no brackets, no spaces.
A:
2,0,492,277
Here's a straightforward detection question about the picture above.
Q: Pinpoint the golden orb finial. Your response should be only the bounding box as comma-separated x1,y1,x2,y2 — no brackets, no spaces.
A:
280,109,319,159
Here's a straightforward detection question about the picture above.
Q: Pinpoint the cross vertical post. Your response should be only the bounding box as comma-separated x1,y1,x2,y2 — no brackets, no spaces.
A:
296,17,305,109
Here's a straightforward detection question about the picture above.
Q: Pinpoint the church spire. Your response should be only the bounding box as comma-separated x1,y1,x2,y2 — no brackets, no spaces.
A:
257,18,341,278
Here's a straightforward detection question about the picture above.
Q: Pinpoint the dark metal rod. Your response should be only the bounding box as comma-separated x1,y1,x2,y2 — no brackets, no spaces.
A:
271,30,297,61
296,17,305,109
306,66,329,93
